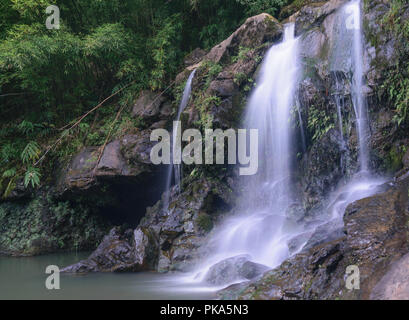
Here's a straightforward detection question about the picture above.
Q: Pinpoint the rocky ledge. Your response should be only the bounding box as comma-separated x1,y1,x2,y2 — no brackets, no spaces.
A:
217,175,409,300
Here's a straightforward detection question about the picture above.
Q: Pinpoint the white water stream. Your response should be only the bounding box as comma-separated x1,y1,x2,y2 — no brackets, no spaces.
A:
163,69,197,210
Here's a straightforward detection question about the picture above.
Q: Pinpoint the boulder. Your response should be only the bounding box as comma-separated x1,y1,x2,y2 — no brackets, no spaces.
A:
291,0,347,36
206,13,282,64
62,226,158,273
131,90,171,124
204,255,270,286
59,129,156,196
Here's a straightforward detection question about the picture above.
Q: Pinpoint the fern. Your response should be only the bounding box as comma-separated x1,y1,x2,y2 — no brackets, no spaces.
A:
24,166,41,188
21,141,40,164
18,120,35,135
1,143,18,163
2,168,16,178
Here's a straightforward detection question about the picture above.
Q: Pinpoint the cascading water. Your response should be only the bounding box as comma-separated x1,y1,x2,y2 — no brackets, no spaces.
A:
348,0,369,173
308,0,384,231
190,24,302,282
296,98,307,154
333,72,345,141
163,69,196,210
182,1,384,290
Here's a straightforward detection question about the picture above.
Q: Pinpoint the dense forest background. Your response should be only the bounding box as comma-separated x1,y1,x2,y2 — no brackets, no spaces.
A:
2,0,408,199
0,0,297,197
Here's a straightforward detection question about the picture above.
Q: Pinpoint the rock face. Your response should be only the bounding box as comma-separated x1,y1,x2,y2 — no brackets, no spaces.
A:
0,191,110,256
59,130,156,195
57,129,166,226
140,177,234,272
57,11,277,272
370,253,409,300
182,13,283,131
62,227,158,273
301,129,346,211
230,177,409,300
131,91,172,125
206,13,282,64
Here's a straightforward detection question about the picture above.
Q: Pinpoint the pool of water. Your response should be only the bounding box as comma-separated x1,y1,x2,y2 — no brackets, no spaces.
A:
0,253,216,300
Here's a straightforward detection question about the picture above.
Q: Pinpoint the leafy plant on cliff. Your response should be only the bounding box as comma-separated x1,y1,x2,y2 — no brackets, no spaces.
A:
307,105,335,143
380,0,409,126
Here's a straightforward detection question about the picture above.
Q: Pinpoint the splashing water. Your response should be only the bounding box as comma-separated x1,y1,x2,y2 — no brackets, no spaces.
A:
163,69,196,210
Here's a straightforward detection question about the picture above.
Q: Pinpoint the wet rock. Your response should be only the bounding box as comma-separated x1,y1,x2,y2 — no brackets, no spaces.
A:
403,150,409,169
204,255,270,286
184,48,206,67
342,184,409,298
235,177,409,300
206,13,282,64
371,253,409,300
303,221,344,250
208,79,236,98
62,227,158,273
292,0,346,36
139,177,235,272
131,91,171,123
95,140,127,177
59,147,99,192
59,129,157,196
301,129,346,210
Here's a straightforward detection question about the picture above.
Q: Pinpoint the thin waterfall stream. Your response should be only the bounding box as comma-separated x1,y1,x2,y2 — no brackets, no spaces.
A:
300,0,385,246
163,69,197,210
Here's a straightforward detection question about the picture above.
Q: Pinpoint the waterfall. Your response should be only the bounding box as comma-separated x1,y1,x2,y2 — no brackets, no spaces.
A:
347,0,369,173
333,72,345,141
311,0,383,230
163,69,196,210
192,24,302,277
296,98,307,154
182,2,383,290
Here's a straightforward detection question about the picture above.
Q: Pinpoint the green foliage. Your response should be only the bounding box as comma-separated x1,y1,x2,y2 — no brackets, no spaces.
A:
307,105,335,143
2,168,16,178
195,95,221,129
24,166,41,187
196,212,213,232
235,0,288,16
0,0,298,196
21,141,40,164
200,60,223,89
149,14,183,90
0,194,110,255
232,46,252,63
385,145,405,173
380,0,409,126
